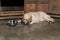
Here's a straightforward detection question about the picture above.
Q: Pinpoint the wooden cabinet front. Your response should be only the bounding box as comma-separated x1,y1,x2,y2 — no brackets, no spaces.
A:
37,4,48,12
25,4,36,13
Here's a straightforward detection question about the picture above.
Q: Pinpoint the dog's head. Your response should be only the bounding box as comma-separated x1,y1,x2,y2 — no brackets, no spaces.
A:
21,13,32,25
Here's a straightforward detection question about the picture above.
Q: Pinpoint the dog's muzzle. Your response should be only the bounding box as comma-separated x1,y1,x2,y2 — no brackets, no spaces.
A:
21,19,30,25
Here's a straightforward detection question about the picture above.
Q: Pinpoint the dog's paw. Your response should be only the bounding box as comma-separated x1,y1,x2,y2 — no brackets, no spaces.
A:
30,22,34,25
47,18,55,23
50,18,55,22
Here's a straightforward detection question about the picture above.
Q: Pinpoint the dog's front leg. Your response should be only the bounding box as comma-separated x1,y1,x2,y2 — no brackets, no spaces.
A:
30,21,36,25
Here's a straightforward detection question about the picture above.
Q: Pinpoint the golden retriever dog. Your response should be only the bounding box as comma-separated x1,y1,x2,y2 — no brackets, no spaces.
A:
21,11,54,25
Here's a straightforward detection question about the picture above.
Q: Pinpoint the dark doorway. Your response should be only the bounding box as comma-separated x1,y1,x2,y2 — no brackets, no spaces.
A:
1,0,24,11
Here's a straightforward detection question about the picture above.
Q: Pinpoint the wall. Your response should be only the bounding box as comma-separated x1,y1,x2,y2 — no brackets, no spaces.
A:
25,0,60,13
49,0,60,13
24,0,49,13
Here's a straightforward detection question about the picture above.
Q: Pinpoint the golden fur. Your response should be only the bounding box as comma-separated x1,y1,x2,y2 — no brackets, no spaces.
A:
23,11,54,25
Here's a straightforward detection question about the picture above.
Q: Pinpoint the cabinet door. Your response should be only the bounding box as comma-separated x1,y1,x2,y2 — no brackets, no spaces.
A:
25,4,36,13
37,4,48,12
49,0,60,13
